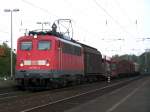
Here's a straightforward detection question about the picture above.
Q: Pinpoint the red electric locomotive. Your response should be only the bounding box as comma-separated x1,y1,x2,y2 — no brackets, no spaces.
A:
15,25,84,89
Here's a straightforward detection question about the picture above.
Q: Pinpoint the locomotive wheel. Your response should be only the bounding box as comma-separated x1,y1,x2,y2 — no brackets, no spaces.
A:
52,82,59,89
46,82,53,90
88,78,93,83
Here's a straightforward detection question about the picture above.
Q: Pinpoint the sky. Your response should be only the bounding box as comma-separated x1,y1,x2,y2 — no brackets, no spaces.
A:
0,0,149,56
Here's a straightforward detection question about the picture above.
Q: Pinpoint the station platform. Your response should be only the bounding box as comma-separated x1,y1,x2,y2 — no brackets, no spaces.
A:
66,75,150,112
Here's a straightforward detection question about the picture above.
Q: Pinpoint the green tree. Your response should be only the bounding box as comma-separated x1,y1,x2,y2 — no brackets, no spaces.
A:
112,54,138,63
139,52,150,73
0,42,16,78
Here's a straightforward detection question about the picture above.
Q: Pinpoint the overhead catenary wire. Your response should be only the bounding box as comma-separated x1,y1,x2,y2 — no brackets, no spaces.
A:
20,0,141,55
114,0,133,24
64,0,134,41
62,0,128,53
63,0,107,40
21,0,60,19
21,0,117,40
21,0,103,43
92,0,136,38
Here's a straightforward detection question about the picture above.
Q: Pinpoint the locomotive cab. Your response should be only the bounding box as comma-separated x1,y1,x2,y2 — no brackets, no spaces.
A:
16,35,55,70
15,34,59,88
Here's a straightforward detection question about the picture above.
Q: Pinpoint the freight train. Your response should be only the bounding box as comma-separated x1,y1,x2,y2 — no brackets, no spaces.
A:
15,22,139,89
111,59,140,78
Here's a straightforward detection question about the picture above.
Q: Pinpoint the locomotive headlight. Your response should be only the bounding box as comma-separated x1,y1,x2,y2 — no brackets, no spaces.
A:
34,34,38,38
20,63,24,67
46,63,50,66
20,61,24,67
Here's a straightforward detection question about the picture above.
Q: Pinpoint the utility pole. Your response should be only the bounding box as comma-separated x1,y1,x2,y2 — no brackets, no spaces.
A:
4,8,19,79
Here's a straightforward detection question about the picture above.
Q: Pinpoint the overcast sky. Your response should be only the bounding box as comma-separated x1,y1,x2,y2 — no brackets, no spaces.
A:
0,0,149,56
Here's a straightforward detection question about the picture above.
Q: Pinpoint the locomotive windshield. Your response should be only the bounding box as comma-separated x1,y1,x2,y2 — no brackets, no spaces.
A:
20,41,32,50
38,41,51,50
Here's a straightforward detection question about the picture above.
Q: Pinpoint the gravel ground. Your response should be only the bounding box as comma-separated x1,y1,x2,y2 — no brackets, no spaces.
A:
0,80,15,89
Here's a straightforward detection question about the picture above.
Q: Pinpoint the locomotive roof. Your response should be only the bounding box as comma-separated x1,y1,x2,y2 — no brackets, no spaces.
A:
18,30,100,53
18,34,82,48
75,41,101,55
74,41,97,50
58,38,82,48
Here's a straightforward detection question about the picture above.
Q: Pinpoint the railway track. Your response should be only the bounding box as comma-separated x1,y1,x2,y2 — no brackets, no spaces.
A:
0,75,142,112
21,76,142,112
0,77,125,103
0,91,19,99
0,91,31,102
0,86,19,98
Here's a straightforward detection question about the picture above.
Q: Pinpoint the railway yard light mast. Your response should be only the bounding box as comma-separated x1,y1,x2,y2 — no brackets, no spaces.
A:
4,8,19,79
